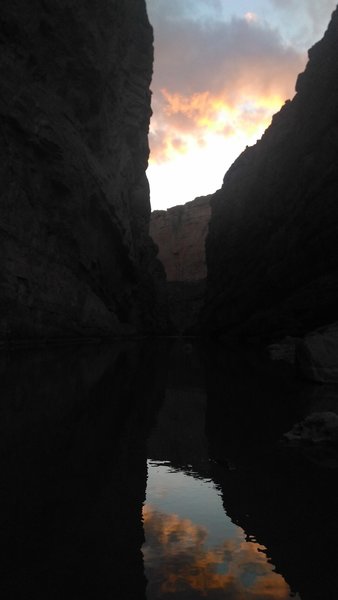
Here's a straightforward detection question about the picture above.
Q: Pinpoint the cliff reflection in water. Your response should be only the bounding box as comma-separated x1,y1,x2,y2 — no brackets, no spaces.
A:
0,341,168,600
143,462,297,599
0,340,336,600
143,342,298,599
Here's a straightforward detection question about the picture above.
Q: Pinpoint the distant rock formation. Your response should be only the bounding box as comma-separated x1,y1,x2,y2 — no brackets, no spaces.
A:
150,196,211,332
150,196,211,282
203,6,338,340
0,0,167,342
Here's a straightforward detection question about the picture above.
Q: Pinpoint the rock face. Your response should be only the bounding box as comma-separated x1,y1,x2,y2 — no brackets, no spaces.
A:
0,0,167,341
150,196,211,332
203,7,338,340
150,196,211,282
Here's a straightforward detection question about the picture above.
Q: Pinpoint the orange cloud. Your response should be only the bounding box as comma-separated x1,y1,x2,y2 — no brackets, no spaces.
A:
148,12,306,167
149,86,286,164
162,89,212,121
143,505,297,599
146,0,336,209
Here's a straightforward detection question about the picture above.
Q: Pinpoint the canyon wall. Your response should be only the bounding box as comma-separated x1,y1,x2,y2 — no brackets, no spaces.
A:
0,0,167,342
150,196,211,282
150,196,211,332
203,6,338,340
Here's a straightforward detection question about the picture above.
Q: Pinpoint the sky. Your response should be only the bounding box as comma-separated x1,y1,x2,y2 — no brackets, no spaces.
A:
146,0,337,210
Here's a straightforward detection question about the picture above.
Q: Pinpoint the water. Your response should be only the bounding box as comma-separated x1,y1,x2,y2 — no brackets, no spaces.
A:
0,339,336,599
143,461,299,599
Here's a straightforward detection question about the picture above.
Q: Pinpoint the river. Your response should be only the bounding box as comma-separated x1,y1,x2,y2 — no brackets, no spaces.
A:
0,339,336,599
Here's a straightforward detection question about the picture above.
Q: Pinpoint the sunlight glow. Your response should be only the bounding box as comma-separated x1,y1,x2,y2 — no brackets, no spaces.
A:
146,0,337,210
244,12,258,23
148,91,285,209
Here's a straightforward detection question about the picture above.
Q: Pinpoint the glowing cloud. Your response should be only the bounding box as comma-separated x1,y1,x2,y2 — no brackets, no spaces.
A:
146,0,336,209
143,505,298,599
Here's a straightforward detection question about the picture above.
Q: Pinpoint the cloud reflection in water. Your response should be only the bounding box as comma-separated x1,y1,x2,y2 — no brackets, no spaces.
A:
142,462,300,599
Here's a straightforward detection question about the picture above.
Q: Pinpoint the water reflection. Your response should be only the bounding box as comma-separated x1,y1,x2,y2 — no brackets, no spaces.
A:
143,461,298,599
143,341,300,599
0,341,169,600
1,339,336,599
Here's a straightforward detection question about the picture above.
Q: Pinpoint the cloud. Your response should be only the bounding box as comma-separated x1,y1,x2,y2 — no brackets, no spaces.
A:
151,15,303,97
269,0,336,17
145,0,335,208
268,0,337,41
147,0,224,24
143,505,296,598
148,13,305,163
245,12,259,23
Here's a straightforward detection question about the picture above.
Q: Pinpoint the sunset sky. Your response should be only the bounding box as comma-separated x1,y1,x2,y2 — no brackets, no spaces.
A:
146,0,337,210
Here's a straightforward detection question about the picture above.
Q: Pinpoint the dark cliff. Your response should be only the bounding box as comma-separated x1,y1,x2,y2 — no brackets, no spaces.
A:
203,6,338,340
150,196,211,332
0,0,167,341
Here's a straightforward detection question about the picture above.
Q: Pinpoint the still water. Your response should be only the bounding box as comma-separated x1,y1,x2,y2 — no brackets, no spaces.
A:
0,339,336,599
143,461,299,599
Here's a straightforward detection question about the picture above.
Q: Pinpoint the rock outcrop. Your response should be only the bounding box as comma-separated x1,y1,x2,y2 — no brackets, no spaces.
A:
0,0,167,342
203,7,338,340
150,196,211,332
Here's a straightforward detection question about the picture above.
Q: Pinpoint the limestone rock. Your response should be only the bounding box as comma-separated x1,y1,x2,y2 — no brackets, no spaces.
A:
0,0,167,341
203,7,338,340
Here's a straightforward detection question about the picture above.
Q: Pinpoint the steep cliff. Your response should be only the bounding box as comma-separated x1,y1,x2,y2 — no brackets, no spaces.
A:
0,0,167,341
150,196,211,332
150,196,211,282
203,6,338,340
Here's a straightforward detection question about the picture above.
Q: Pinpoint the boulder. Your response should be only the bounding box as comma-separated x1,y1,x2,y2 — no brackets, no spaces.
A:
284,411,338,444
296,322,338,382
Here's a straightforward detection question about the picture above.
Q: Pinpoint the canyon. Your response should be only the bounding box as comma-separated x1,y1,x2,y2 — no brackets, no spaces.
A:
0,4,337,600
1,2,338,343
150,6,338,342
